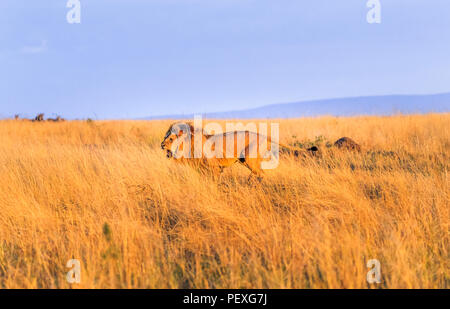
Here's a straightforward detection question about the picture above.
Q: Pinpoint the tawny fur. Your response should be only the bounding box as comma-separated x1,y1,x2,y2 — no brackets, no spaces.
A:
161,122,317,180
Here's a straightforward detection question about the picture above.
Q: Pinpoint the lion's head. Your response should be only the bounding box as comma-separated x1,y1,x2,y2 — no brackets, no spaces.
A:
161,122,194,158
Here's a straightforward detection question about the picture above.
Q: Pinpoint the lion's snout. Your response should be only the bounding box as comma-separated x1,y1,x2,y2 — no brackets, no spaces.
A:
161,141,173,158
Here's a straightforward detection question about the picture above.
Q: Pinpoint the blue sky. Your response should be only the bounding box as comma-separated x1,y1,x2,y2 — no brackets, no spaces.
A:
1,0,450,119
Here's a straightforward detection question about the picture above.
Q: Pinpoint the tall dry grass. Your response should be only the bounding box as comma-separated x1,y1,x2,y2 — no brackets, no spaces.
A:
0,114,448,288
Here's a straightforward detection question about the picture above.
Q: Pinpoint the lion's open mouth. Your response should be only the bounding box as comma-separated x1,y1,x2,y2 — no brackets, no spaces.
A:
166,150,173,158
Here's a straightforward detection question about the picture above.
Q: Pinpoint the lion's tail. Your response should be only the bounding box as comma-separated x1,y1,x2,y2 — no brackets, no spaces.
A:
278,143,320,158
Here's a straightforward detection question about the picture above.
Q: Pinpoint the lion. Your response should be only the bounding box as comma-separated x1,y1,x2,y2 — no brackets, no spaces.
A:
161,121,318,180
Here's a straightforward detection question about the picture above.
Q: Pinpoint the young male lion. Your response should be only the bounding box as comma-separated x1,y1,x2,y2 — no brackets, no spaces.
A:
161,121,318,180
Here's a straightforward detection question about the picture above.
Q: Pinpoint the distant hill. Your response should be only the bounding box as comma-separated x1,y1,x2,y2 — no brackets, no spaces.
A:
142,93,450,120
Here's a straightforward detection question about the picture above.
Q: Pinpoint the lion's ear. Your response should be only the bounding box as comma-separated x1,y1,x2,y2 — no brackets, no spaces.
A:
177,130,184,137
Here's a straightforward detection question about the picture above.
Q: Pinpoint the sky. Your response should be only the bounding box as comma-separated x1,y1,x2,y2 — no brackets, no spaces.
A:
1,0,450,119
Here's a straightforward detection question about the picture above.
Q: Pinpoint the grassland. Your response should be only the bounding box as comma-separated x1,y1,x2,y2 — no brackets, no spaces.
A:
0,114,448,288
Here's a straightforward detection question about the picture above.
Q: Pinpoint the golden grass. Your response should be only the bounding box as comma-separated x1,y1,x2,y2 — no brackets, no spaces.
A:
0,114,448,288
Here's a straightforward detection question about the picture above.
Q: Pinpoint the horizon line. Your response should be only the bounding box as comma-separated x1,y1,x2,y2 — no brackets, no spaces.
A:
3,91,450,120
